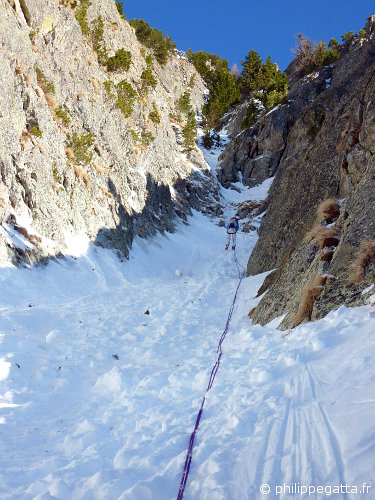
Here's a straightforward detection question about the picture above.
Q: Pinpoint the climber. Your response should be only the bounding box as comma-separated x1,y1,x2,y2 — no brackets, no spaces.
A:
225,216,239,251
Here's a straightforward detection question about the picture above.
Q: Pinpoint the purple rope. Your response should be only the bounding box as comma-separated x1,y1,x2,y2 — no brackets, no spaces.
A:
177,250,245,499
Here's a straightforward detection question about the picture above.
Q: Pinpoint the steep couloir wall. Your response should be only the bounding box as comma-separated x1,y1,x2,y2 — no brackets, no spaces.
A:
0,0,220,265
219,15,375,328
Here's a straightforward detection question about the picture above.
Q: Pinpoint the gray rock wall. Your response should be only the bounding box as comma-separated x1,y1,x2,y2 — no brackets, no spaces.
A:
222,16,375,327
0,0,218,264
217,66,332,188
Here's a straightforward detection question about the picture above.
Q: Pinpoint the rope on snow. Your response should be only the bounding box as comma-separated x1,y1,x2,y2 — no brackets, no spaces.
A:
177,249,245,499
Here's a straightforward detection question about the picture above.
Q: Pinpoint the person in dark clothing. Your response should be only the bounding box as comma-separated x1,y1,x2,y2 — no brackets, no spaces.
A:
225,216,239,250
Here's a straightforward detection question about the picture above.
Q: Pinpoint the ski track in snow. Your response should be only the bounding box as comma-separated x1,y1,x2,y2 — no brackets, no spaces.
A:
0,137,375,499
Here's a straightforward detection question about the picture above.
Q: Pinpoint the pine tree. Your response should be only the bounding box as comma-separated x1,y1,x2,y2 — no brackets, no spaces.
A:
314,41,329,67
240,50,263,95
129,19,176,66
176,91,191,115
358,29,367,40
140,55,157,92
262,55,280,94
188,50,241,128
203,67,240,129
183,110,197,152
107,48,132,72
190,51,212,80
342,31,354,43
240,100,259,130
115,2,126,19
262,65,288,111
328,38,340,63
328,38,340,49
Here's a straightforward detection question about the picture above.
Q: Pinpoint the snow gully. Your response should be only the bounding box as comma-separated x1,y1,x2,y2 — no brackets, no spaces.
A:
177,251,246,499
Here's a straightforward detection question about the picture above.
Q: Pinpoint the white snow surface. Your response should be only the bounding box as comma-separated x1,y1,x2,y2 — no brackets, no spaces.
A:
1,138,375,500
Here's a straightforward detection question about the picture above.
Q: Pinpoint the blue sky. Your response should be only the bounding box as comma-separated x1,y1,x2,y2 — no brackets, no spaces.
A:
122,0,375,71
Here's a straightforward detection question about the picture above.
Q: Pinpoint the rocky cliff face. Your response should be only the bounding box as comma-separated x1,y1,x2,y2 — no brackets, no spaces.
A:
220,15,375,328
0,0,219,265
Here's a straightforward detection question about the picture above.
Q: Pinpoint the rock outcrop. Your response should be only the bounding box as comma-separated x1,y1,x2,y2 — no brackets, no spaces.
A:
221,15,375,327
218,66,333,188
0,0,219,265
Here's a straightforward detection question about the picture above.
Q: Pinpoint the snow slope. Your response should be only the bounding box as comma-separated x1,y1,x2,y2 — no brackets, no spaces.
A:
0,138,375,500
